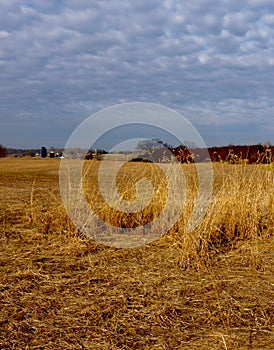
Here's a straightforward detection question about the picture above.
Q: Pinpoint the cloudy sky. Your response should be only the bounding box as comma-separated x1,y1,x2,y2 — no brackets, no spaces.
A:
0,0,274,149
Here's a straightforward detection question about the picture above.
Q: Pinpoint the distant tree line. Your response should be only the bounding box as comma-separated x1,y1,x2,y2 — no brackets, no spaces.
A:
135,139,274,164
0,144,7,158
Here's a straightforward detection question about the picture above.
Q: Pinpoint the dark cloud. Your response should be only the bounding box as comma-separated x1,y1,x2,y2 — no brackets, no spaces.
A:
0,0,273,148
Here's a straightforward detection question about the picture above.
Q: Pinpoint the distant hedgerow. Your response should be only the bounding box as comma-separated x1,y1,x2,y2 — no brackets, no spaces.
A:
0,144,7,158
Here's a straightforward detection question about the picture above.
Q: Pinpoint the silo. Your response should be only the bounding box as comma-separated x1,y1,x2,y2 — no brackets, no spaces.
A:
41,146,47,158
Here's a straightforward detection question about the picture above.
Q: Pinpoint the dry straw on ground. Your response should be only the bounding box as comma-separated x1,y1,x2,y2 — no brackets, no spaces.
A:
0,158,273,349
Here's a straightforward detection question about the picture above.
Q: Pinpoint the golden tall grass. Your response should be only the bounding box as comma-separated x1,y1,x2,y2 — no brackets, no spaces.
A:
79,159,273,264
0,158,273,349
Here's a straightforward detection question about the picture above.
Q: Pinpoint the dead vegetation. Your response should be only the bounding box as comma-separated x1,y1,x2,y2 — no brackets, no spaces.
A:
0,158,273,349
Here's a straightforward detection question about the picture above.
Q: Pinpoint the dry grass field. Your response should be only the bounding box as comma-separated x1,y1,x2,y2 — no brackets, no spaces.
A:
0,157,273,349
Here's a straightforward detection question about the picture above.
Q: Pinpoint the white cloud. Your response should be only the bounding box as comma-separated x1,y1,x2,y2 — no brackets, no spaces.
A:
223,11,252,36
263,14,274,25
0,31,10,38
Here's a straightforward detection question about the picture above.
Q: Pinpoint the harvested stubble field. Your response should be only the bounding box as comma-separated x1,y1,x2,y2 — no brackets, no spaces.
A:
0,158,273,349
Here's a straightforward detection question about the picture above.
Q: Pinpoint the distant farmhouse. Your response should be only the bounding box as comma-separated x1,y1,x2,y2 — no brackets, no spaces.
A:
40,146,63,158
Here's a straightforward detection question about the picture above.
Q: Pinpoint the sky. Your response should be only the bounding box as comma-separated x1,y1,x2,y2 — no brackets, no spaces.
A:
0,0,274,149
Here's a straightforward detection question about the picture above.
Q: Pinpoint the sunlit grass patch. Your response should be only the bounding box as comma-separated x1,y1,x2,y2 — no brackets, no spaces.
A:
0,158,273,349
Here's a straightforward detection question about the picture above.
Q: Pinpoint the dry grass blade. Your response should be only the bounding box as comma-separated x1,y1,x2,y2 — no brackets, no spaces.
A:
0,158,273,349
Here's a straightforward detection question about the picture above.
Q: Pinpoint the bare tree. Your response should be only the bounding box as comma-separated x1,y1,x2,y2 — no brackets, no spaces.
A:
136,138,172,152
